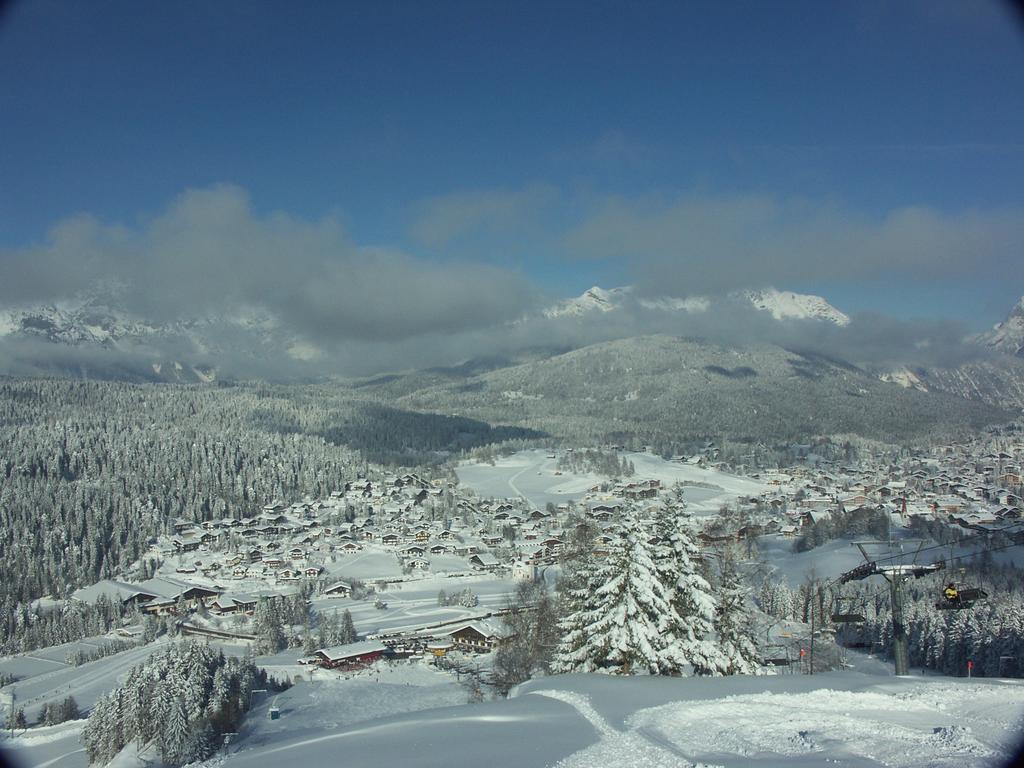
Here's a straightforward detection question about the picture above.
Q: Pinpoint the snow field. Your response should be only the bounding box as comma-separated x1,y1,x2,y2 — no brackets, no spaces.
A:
243,661,470,745
524,675,1024,768
456,449,767,512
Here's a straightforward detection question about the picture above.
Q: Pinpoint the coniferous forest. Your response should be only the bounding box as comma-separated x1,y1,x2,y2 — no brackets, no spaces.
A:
0,379,360,607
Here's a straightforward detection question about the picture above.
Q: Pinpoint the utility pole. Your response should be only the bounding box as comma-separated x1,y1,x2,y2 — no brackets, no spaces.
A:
808,588,816,675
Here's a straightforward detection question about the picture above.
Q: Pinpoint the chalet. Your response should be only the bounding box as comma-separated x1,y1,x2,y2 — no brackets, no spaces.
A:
381,533,401,546
481,534,504,547
518,545,548,564
303,565,323,578
443,621,506,652
323,581,352,598
71,579,160,607
172,533,202,552
469,552,501,571
429,544,449,555
339,541,362,553
407,557,430,570
438,529,458,541
622,481,659,500
314,640,388,670
210,593,258,614
400,545,426,557
540,537,564,554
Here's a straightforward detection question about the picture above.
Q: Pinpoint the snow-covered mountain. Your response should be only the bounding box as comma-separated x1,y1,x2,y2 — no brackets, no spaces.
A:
543,285,849,325
738,287,851,326
980,295,1024,357
0,285,317,381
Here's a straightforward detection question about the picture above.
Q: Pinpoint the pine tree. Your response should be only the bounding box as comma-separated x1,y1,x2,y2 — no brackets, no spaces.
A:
253,598,286,654
552,513,680,674
340,609,357,644
161,698,190,765
713,557,761,675
651,506,722,675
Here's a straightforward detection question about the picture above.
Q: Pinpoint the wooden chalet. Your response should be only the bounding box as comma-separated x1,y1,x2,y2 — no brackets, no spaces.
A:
314,641,387,670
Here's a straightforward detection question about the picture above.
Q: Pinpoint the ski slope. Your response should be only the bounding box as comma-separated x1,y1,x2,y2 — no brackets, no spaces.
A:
201,669,1024,768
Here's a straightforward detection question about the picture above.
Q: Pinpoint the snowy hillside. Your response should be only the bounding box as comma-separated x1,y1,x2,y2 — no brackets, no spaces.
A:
543,285,850,325
191,670,1024,768
399,335,1012,443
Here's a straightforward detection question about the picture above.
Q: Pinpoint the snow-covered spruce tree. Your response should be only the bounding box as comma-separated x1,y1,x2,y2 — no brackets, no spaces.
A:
81,641,260,766
252,597,287,654
713,555,761,674
339,609,358,644
552,512,682,674
651,506,722,675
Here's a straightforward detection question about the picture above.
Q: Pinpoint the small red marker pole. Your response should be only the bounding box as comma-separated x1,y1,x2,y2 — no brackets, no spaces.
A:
967,659,973,679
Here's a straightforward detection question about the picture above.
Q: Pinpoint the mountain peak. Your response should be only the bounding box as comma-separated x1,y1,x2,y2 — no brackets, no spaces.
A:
981,294,1024,357
544,285,850,325
739,287,851,326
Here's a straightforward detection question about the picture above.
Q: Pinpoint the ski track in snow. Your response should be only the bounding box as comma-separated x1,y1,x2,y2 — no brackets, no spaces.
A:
626,686,1018,768
528,689,707,768
531,682,1024,768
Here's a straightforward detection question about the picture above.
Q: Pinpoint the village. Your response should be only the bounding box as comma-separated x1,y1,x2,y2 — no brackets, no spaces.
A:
60,424,1024,680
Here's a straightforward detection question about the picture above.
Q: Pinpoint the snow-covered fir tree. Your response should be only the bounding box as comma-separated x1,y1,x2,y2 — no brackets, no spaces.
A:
712,554,761,674
82,641,267,767
552,511,683,674
651,505,723,675
252,597,287,654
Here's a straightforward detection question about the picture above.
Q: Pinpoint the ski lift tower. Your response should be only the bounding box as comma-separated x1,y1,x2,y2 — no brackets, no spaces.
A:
839,540,943,676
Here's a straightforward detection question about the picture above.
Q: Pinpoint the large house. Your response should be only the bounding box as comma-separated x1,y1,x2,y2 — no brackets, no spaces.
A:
314,641,387,669
443,621,507,652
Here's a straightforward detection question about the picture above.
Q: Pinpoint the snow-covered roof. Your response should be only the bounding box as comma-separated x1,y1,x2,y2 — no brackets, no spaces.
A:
316,641,387,661
71,579,155,604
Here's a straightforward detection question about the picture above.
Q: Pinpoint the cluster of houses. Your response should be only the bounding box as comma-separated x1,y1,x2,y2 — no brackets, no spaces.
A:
70,431,1024,674
736,437,1024,541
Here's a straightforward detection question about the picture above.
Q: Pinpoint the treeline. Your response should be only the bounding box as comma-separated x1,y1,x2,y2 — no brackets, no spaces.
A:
82,641,285,766
556,448,635,478
318,403,546,465
1,594,131,655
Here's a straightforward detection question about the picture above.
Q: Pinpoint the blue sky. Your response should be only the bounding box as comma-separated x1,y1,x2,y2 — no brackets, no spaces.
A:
2,0,1024,329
